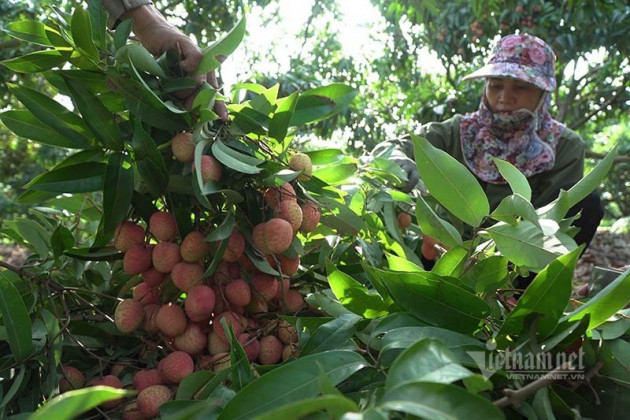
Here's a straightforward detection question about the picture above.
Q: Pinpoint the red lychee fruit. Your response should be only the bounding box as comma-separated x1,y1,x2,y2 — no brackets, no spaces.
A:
251,273,279,301
143,304,160,333
171,132,195,163
115,299,145,334
149,211,178,242
275,200,303,233
274,277,291,300
198,155,223,183
59,366,85,393
258,335,283,365
114,221,145,252
238,333,260,362
133,282,160,306
397,212,412,229
123,244,153,276
253,218,294,254
174,323,208,355
238,254,257,272
180,231,209,262
132,369,164,392
225,278,252,307
141,268,166,287
222,230,245,263
281,288,305,313
212,311,243,341
152,242,181,273
160,351,194,383
171,262,204,292
137,385,173,418
300,201,321,233
277,319,298,345
92,375,123,408
207,330,231,355
264,184,297,211
184,284,215,322
268,254,300,276
155,303,187,337
289,152,313,180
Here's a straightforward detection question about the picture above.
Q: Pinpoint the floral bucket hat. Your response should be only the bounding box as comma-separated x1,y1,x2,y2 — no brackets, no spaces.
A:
463,33,557,91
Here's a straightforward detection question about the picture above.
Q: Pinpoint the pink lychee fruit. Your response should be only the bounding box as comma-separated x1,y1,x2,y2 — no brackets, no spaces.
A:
160,351,194,383
274,277,291,300
207,330,231,355
149,211,178,242
264,184,297,210
114,221,145,252
238,333,260,362
152,241,181,273
123,244,153,276
184,284,215,322
275,200,303,233
155,303,187,337
300,201,321,233
222,230,245,263
180,231,209,262
141,268,167,287
137,385,173,418
132,282,160,306
132,369,164,392
281,288,305,313
253,218,294,254
174,323,208,355
225,279,252,307
258,335,283,365
251,273,279,301
268,254,300,276
199,155,223,183
212,311,243,341
143,304,160,334
59,366,85,393
115,299,145,334
171,262,204,292
171,132,195,163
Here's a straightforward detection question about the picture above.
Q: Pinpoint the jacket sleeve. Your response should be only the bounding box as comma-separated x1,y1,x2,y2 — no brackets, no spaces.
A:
101,0,153,27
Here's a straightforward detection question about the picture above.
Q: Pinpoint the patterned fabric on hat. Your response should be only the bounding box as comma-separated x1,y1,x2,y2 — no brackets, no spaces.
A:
459,92,565,184
463,33,557,92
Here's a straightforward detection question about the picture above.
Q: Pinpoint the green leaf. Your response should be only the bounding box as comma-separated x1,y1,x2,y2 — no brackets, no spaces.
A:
50,224,75,257
379,382,505,420
415,196,463,248
299,314,362,356
387,339,475,388
1,50,67,73
385,252,425,272
30,387,132,420
412,134,489,227
317,196,365,235
12,218,50,258
196,16,247,75
63,246,122,261
485,220,557,271
326,261,389,319
379,269,489,334
254,395,359,420
211,139,262,174
113,19,133,51
490,194,540,227
306,149,344,165
115,44,168,79
600,339,630,387
0,110,84,149
312,163,357,185
431,246,468,278
564,268,630,330
2,366,27,407
217,350,366,420
132,120,169,197
24,162,106,193
269,91,299,142
205,213,235,242
492,158,532,201
3,20,52,45
7,84,93,148
70,7,99,59
498,246,582,344
102,153,134,235
461,256,509,293
64,78,123,149
291,84,357,126
0,271,33,363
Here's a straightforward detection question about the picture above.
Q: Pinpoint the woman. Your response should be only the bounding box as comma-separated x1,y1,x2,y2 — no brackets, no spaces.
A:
375,33,603,275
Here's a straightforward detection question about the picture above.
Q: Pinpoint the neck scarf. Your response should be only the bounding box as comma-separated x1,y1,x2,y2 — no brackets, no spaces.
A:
459,92,564,184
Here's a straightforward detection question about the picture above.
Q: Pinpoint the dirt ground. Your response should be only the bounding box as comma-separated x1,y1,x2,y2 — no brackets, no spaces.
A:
1,227,628,283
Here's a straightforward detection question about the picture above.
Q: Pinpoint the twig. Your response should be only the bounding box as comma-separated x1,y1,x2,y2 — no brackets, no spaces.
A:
493,361,575,408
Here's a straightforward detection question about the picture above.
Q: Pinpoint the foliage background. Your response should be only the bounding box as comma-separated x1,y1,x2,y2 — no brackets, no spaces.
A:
1,0,629,223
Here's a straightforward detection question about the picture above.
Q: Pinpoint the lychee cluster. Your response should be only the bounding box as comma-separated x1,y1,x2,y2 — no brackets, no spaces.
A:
82,196,314,418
